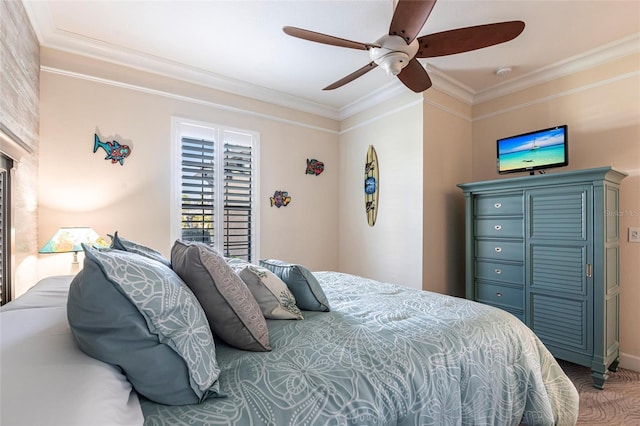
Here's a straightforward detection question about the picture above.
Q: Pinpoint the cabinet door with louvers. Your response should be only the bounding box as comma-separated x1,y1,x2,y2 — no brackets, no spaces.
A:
525,185,593,360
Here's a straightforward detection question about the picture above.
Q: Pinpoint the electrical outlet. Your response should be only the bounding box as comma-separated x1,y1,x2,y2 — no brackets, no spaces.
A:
630,227,640,243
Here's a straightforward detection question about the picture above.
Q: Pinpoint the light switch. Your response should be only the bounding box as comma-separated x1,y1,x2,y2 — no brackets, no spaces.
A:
630,227,640,243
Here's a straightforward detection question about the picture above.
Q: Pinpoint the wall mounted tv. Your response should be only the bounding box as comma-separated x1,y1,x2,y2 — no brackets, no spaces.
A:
497,125,568,175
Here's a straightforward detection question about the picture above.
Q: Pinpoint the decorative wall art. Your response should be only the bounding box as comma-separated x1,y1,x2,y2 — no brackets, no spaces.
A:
305,158,324,176
270,191,292,208
364,145,379,226
93,133,132,166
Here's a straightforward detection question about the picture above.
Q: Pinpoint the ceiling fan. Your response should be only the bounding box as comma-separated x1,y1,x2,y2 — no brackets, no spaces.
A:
283,0,525,93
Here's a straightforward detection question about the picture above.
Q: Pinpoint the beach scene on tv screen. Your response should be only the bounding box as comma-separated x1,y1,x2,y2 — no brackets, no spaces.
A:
499,128,565,171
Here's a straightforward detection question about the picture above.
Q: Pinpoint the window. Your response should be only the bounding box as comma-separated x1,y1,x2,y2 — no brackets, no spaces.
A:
0,155,12,306
172,118,259,262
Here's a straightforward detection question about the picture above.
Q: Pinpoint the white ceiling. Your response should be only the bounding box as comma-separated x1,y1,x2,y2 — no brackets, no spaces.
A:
23,0,640,118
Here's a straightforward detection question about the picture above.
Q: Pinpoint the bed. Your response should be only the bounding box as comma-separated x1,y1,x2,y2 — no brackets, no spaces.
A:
1,265,578,426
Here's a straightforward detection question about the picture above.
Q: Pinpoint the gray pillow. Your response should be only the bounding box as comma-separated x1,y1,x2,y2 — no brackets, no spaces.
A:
67,245,220,405
238,265,304,320
259,259,330,312
171,240,270,352
110,231,171,267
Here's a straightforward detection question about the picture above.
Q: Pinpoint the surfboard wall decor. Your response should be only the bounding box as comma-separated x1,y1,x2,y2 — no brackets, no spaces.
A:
364,145,379,226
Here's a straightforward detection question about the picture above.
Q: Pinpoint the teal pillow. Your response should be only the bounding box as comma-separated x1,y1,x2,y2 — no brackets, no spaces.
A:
259,259,330,312
67,245,221,405
110,231,171,267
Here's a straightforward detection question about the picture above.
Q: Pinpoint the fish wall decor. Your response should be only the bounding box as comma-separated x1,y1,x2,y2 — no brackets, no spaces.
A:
270,191,292,208
306,158,324,176
93,134,132,165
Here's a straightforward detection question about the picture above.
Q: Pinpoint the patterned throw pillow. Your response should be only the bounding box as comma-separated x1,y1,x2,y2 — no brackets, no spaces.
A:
67,245,220,405
225,257,251,273
171,240,271,352
109,231,171,267
238,265,304,320
259,259,330,312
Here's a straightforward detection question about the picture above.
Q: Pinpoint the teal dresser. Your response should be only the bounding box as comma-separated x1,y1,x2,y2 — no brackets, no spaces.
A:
458,167,627,389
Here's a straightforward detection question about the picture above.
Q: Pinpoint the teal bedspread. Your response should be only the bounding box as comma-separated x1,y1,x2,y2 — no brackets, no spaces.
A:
142,272,578,425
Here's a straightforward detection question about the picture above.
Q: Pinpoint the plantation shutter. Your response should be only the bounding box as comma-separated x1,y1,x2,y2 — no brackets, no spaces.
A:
223,141,253,260
180,137,215,245
179,128,256,262
0,156,12,306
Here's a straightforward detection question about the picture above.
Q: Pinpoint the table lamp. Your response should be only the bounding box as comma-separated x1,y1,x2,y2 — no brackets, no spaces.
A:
39,227,110,265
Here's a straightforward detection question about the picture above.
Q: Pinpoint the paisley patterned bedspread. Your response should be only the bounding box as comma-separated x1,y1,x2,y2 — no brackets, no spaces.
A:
142,272,579,426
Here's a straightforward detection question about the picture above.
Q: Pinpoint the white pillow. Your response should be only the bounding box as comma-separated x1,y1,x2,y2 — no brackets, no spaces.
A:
1,276,144,426
239,265,304,320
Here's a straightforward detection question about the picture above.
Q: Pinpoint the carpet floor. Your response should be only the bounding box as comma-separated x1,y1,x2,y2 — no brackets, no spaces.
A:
558,360,640,425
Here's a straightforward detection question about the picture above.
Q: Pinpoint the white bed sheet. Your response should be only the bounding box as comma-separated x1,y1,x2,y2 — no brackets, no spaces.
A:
1,276,144,426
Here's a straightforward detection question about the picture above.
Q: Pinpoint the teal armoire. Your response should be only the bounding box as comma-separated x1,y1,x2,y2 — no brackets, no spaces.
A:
458,167,627,389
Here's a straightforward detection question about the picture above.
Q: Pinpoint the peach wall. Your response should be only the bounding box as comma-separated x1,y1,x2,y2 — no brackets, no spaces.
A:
34,39,640,373
471,53,640,370
37,48,339,283
337,87,472,294
423,90,472,296
338,91,424,289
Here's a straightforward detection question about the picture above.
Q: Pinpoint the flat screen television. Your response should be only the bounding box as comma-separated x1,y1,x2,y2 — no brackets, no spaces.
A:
497,125,568,175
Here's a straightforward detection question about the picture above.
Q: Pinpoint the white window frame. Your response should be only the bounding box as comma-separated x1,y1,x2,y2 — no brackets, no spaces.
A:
171,117,260,261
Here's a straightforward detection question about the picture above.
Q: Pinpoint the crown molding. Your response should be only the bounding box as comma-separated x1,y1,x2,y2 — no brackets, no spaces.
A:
41,66,339,135
338,80,405,120
473,33,640,105
337,63,474,120
425,64,475,105
50,33,341,120
21,1,341,121
22,1,640,120
356,33,640,110
22,0,474,120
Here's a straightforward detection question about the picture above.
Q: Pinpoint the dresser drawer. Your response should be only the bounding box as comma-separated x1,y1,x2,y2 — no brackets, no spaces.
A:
475,218,523,238
476,282,523,310
476,260,523,284
476,240,523,261
475,194,523,216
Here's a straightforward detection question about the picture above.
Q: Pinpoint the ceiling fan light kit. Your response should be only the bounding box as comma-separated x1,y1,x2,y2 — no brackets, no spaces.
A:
283,0,525,93
369,35,418,76
495,66,512,77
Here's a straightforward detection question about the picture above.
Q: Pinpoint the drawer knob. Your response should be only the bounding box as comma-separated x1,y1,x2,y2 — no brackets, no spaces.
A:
495,247,502,253
494,203,502,209
495,268,502,274
494,224,502,231
496,292,503,297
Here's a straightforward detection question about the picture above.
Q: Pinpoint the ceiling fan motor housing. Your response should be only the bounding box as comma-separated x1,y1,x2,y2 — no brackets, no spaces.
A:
369,34,419,76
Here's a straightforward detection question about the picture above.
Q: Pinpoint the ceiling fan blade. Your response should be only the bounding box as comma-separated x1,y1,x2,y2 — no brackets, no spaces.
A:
416,21,525,58
397,58,432,93
389,0,437,44
323,62,378,90
283,26,379,50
